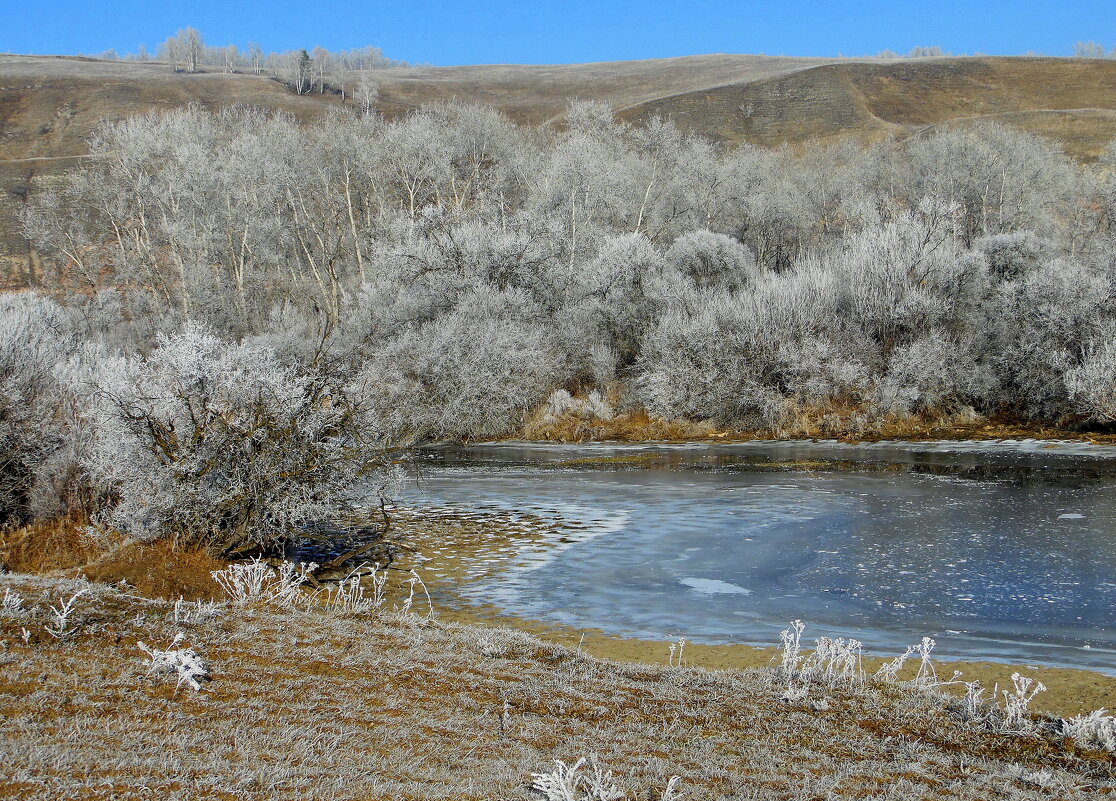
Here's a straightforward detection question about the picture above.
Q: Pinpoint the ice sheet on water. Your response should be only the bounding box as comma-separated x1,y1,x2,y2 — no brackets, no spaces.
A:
680,577,753,595
404,440,1116,672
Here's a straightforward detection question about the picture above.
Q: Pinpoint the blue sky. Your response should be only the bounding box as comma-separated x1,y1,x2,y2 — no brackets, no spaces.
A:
2,0,1114,65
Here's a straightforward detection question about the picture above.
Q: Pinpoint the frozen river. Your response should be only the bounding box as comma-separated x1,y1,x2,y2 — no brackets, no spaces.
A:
397,440,1116,672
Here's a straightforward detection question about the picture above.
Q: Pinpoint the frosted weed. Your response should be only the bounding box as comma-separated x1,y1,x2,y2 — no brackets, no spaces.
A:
45,588,88,638
1062,708,1116,751
531,756,682,801
170,597,220,625
210,558,316,606
1,587,25,615
138,633,210,693
1000,672,1047,734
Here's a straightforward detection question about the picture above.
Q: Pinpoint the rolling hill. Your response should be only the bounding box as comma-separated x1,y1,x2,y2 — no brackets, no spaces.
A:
3,52,1116,284
617,57,1116,156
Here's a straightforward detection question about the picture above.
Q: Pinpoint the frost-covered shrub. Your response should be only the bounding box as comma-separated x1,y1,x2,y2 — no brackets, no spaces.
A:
636,267,859,427
539,390,614,424
0,295,79,527
634,293,787,427
1066,330,1116,422
87,323,380,555
1000,672,1046,734
664,229,760,292
387,215,557,299
974,231,1051,281
363,288,564,441
575,233,669,362
881,331,996,414
825,214,990,355
992,258,1113,419
777,338,874,407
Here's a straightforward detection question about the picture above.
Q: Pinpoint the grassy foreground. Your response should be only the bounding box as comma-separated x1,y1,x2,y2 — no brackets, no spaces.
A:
2,569,1115,801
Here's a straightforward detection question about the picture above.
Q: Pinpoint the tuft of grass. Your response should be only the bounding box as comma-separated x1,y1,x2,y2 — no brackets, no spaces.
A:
79,538,229,602
0,513,104,573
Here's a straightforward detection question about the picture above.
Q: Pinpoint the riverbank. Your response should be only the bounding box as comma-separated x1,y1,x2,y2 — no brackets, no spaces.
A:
2,570,1114,800
389,503,1116,720
516,405,1116,446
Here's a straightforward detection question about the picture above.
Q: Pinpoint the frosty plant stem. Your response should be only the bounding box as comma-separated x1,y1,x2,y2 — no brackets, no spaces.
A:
45,588,87,638
1001,672,1047,733
1,587,24,615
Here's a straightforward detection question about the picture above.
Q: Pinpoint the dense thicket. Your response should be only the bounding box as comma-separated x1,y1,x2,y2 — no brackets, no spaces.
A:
8,101,1116,545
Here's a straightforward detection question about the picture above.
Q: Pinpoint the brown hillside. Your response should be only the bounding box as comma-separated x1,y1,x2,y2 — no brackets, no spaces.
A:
619,57,1116,158
361,53,838,125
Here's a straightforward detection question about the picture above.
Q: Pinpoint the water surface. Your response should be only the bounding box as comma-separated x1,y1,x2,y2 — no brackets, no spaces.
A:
396,440,1116,672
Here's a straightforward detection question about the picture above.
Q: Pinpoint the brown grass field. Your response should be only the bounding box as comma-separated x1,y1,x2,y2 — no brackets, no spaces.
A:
3,491,1116,798
2,567,1116,800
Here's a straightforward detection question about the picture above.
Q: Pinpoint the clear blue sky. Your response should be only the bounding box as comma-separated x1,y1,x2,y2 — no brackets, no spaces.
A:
2,0,1114,65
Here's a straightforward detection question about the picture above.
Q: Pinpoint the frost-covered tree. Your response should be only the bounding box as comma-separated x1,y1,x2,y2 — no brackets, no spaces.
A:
1073,41,1107,59
361,288,563,441
18,102,1116,448
901,122,1076,246
0,296,76,526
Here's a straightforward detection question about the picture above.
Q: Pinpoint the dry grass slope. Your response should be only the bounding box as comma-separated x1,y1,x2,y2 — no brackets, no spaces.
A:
619,57,1116,158
2,572,1114,800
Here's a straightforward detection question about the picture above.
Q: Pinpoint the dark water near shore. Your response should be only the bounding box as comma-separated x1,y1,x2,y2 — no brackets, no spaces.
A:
395,440,1116,672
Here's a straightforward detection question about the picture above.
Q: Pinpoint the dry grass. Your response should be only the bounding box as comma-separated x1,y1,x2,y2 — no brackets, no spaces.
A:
516,400,1116,447
522,406,722,442
1,571,1114,800
77,538,228,601
620,57,1116,159
0,513,102,573
0,513,228,601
